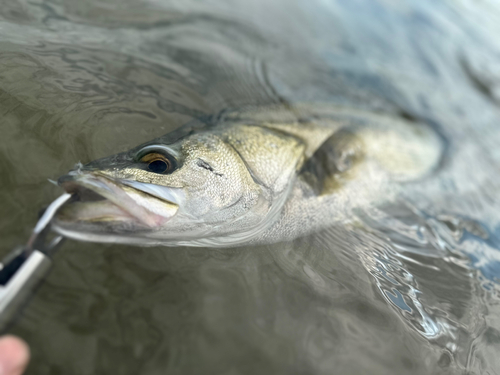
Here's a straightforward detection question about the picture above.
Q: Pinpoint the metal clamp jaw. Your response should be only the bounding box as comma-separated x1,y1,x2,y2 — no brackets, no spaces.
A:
0,194,71,333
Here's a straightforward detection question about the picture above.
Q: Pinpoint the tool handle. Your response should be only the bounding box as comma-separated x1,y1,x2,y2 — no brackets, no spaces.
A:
0,193,71,332
0,250,52,333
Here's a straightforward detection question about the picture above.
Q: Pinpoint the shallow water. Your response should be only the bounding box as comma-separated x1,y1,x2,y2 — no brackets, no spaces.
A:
1,0,500,374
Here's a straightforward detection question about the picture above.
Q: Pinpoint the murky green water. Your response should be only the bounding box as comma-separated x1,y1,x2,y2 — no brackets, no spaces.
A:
1,0,500,374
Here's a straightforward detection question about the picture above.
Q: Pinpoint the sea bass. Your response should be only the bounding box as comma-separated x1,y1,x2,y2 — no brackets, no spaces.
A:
53,105,443,247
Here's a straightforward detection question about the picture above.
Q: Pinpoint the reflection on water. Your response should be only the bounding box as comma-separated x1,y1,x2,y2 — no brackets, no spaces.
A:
0,0,500,374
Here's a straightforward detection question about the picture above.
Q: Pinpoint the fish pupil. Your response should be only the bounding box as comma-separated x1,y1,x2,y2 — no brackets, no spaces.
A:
148,159,168,173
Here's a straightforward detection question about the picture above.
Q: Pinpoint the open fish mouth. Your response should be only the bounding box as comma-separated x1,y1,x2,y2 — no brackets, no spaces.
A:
55,172,181,229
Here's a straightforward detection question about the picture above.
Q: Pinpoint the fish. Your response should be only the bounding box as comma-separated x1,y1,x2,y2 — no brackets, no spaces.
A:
52,104,443,247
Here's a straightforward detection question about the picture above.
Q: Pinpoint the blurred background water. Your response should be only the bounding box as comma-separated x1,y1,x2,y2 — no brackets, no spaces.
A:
1,0,500,374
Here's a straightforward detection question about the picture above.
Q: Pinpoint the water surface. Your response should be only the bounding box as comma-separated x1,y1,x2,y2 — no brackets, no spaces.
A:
1,0,500,374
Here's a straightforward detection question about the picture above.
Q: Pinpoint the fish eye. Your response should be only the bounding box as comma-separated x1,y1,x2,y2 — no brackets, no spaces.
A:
148,159,169,173
139,152,176,174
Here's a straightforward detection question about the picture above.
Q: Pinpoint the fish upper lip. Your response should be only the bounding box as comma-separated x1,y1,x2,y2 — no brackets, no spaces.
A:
58,172,179,228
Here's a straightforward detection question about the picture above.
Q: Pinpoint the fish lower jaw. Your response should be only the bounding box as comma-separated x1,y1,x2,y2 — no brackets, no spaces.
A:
50,220,164,246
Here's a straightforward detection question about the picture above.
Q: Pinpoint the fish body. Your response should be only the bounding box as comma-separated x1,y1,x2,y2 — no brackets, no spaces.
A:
53,104,443,247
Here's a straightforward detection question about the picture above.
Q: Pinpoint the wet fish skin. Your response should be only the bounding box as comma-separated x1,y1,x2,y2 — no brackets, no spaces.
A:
53,106,443,247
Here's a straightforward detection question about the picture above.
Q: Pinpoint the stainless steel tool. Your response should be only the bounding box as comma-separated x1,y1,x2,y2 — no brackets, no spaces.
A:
0,194,71,332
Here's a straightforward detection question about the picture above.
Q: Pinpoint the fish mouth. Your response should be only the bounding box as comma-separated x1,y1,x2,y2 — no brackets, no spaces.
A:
54,172,181,229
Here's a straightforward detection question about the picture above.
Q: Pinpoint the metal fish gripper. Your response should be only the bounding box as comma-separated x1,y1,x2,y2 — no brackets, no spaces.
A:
0,193,72,332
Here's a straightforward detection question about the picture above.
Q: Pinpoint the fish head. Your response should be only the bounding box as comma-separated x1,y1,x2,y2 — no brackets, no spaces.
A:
53,124,306,247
